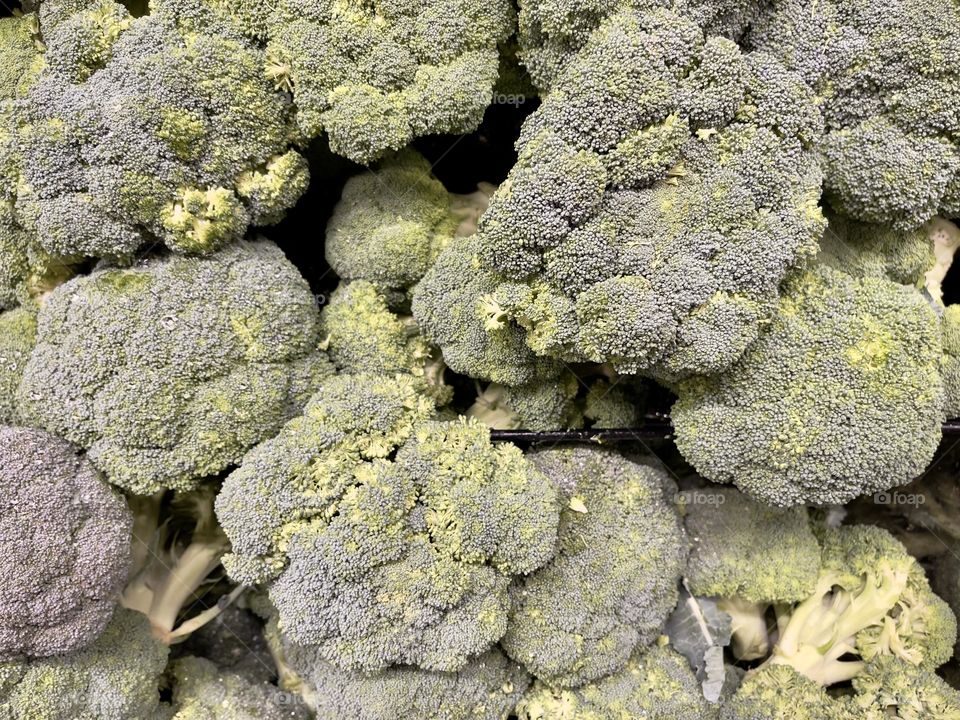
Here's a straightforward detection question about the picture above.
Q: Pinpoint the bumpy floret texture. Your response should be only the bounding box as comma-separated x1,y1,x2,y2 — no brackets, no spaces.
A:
0,307,36,424
750,0,960,230
466,375,581,431
684,487,820,604
719,664,839,720
218,376,559,672
170,655,309,720
516,642,715,720
850,655,960,719
673,264,945,506
943,305,960,418
0,426,132,662
517,0,768,91
264,0,514,163
582,377,643,428
17,240,333,494
0,609,168,720
818,215,936,286
17,0,307,258
476,9,825,378
325,150,489,290
502,446,687,687
286,640,530,720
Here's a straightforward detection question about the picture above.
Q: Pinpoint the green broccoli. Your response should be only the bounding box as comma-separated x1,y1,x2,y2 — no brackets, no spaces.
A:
264,0,515,163
17,240,333,494
465,8,826,378
0,306,36,424
718,664,841,720
319,280,451,404
0,609,169,720
672,264,945,506
466,375,581,431
516,639,717,720
683,487,821,661
18,0,308,258
502,446,687,688
849,655,960,719
217,375,560,672
749,0,960,230
325,150,493,290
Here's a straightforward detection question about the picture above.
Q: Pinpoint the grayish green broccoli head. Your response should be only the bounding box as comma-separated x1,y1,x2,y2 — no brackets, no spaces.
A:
466,375,582,431
0,608,168,720
850,654,960,719
516,640,716,720
283,636,530,720
673,264,945,507
170,655,309,720
502,446,687,688
217,374,560,673
264,0,514,164
17,240,333,495
718,664,838,720
475,9,825,378
0,307,36,424
325,150,491,290
517,0,768,92
0,426,132,662
749,0,960,230
18,0,308,259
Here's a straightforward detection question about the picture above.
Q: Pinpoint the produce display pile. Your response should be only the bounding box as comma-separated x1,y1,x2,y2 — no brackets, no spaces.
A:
5,0,960,718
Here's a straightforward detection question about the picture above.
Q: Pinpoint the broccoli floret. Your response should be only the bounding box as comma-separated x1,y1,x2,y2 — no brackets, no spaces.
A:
170,655,308,720
217,376,559,672
0,306,36,424
817,215,936,286
17,240,333,494
0,608,169,720
683,488,821,660
466,374,581,430
749,0,960,230
264,0,514,164
474,9,825,378
502,446,687,687
672,264,945,506
719,664,841,720
851,655,960,718
582,376,644,428
763,525,956,686
18,0,307,258
413,234,565,384
276,622,530,720
325,150,493,290
320,280,451,404
516,640,716,720
0,426,132,661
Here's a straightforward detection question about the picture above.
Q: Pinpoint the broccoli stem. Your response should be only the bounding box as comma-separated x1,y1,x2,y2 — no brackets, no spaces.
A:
450,182,496,238
467,383,520,429
717,597,770,661
147,539,230,641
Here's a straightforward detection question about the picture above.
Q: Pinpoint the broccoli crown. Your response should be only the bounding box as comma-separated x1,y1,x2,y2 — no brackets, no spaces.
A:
582,377,644,428
412,234,564,385
749,0,960,230
850,655,960,719
0,608,168,720
503,446,686,688
466,375,582,431
218,376,559,673
475,9,825,378
516,641,715,720
673,264,945,506
683,487,821,605
942,304,960,419
286,640,530,720
517,0,768,91
170,655,309,720
264,0,514,163
320,280,451,404
0,426,132,662
17,240,333,494
719,664,839,720
325,150,462,290
18,0,307,258
0,307,36,424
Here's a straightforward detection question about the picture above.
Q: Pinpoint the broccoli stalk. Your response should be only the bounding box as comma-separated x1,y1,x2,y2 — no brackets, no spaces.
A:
717,597,770,661
763,562,911,685
122,487,242,645
924,218,960,303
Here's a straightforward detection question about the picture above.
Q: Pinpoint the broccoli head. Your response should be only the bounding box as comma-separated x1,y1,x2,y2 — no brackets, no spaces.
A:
719,664,841,720
850,655,960,719
672,264,945,506
473,9,825,378
325,150,492,290
217,375,559,672
502,446,686,687
18,0,307,258
264,0,514,164
0,426,132,662
17,240,333,494
516,640,716,720
749,0,960,230
0,306,36,424
582,376,644,428
0,608,168,720
466,375,581,431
